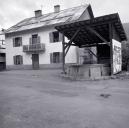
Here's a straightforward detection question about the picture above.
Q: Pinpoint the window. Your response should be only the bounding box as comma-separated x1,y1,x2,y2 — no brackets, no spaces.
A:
50,52,62,63
29,35,40,44
13,37,22,47
1,40,5,45
53,31,59,42
13,55,23,65
49,31,62,43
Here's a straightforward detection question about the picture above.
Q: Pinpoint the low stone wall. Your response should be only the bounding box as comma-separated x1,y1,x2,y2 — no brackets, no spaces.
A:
66,64,111,79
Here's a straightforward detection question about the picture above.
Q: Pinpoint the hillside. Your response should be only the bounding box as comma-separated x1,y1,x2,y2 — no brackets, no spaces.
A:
123,23,129,41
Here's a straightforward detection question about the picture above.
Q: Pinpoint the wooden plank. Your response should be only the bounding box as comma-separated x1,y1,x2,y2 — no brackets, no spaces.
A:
109,23,113,75
62,34,65,73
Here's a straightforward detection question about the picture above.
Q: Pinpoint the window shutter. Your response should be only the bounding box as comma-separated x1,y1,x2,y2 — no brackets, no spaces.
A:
13,38,15,47
20,56,23,64
50,53,53,63
13,56,16,65
49,32,53,43
59,33,63,42
29,37,32,44
59,52,63,63
37,36,40,44
20,37,22,46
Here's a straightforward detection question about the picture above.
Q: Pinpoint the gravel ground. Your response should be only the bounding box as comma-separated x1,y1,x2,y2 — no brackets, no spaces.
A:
0,69,129,128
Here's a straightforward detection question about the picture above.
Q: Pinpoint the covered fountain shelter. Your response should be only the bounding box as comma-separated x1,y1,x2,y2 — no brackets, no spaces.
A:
55,13,127,79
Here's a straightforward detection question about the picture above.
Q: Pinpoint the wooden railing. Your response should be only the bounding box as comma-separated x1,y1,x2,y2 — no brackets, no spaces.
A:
23,43,45,53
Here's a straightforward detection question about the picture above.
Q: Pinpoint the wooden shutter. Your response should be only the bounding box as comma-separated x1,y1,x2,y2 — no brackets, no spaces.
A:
29,37,32,44
59,52,63,63
59,33,63,42
49,32,53,43
37,36,40,44
20,55,23,64
13,38,15,47
20,37,22,46
13,56,16,65
50,53,53,63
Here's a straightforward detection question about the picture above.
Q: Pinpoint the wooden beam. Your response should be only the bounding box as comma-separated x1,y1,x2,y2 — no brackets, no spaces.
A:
65,29,80,57
64,43,76,46
80,44,96,48
87,48,97,58
86,26,110,46
80,42,110,48
65,29,80,48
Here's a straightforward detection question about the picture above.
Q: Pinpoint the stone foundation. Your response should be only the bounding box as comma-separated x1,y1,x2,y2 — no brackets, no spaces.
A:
6,64,62,70
66,64,111,79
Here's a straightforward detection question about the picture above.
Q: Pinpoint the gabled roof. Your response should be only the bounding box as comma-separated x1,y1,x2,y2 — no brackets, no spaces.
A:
5,4,93,34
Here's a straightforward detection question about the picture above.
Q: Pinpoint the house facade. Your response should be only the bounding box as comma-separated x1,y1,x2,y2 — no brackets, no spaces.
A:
5,4,94,70
0,30,6,70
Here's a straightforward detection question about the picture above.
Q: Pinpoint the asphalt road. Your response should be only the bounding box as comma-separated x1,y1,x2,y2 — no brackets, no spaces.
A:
0,70,129,128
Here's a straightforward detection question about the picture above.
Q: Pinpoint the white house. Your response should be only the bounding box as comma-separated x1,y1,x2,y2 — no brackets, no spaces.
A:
5,4,94,70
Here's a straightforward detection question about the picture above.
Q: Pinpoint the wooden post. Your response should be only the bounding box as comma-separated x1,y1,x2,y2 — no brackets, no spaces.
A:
62,34,65,73
64,29,80,57
96,43,99,64
109,23,113,75
62,29,80,73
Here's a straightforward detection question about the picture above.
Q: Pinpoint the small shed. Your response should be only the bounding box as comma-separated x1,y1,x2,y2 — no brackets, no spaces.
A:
55,13,127,79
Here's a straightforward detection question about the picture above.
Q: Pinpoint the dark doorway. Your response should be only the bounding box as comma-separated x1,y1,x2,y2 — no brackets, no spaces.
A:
32,54,39,69
97,44,110,64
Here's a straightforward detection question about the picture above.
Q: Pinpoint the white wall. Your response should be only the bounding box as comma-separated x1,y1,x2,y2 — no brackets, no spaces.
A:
6,26,77,66
6,37,23,65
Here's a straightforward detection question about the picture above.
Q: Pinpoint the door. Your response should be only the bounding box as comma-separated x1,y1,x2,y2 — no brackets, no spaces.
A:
32,34,38,44
32,54,39,69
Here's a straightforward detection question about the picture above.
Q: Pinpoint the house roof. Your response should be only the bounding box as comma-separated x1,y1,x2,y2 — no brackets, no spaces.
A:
55,13,127,47
5,4,93,34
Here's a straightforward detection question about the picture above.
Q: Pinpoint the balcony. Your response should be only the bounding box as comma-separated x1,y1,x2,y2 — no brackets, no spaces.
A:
23,43,45,53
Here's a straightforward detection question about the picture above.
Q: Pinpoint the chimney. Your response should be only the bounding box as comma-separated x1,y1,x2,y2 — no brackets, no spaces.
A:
35,10,42,17
54,5,60,13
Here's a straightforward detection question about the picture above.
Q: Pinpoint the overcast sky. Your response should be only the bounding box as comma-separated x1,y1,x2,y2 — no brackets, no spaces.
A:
0,0,129,29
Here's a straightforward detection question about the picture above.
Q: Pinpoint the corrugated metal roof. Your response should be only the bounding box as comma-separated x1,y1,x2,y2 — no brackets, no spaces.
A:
6,4,89,34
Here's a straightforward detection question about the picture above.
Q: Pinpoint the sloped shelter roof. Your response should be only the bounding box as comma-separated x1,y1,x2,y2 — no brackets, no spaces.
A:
55,13,127,47
5,4,93,34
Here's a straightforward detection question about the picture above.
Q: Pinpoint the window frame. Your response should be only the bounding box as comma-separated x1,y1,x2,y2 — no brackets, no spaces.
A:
53,31,59,42
14,55,23,65
49,31,62,43
13,37,22,47
50,52,63,63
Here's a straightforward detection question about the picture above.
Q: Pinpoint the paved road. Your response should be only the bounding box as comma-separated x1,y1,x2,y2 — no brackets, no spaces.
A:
0,70,129,128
